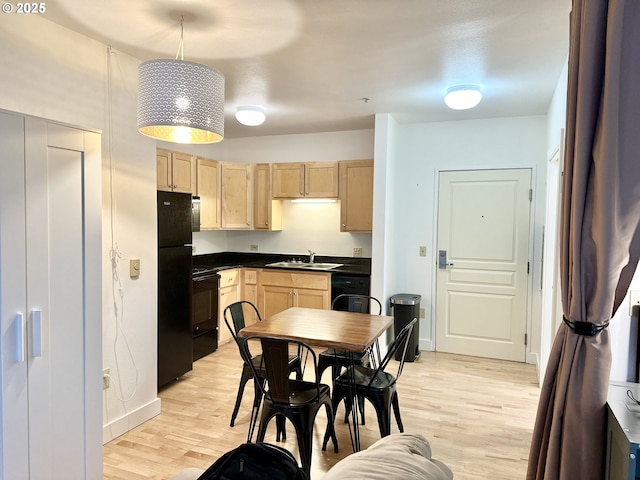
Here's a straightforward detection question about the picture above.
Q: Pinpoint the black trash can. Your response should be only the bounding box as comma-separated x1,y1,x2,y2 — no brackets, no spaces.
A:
390,294,421,362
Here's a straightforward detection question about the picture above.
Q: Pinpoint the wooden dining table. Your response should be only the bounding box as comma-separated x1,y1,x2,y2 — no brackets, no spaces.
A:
238,306,394,451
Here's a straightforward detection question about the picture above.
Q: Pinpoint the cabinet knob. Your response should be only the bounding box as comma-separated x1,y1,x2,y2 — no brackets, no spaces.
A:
342,224,346,227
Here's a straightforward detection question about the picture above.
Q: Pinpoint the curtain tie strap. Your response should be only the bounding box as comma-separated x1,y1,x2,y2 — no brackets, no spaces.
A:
563,317,610,336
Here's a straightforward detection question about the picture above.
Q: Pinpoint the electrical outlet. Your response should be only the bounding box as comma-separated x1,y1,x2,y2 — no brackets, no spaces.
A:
250,244,259,251
630,290,640,316
353,247,362,257
419,308,425,318
419,246,427,257
103,368,110,390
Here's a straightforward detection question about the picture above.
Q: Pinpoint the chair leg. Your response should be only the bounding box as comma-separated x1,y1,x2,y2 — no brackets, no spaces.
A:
322,402,339,453
275,414,287,442
331,365,341,386
247,378,264,442
293,416,314,477
358,395,366,425
230,365,253,427
391,391,404,432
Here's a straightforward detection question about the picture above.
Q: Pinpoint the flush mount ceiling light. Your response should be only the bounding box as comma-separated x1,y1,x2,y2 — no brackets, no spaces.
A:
137,17,225,144
235,105,266,126
444,85,482,110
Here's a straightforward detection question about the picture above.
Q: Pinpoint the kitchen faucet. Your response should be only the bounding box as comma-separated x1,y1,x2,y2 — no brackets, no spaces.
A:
308,250,316,263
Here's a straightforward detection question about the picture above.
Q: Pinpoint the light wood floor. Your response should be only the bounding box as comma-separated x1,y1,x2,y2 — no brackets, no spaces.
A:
103,342,541,480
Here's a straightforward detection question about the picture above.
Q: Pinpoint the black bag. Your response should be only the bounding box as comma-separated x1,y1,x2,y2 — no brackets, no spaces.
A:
197,443,308,480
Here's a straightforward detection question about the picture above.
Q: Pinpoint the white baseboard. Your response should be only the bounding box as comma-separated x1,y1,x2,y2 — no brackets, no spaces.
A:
527,351,541,384
103,397,162,444
419,339,434,351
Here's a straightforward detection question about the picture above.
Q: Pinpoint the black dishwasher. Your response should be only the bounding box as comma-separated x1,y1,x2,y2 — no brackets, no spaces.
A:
331,274,371,312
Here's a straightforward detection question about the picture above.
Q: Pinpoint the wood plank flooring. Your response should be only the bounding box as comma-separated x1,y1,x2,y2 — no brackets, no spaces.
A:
103,342,540,480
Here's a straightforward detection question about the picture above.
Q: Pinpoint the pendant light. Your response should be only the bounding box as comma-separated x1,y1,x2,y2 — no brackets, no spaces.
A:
137,17,225,144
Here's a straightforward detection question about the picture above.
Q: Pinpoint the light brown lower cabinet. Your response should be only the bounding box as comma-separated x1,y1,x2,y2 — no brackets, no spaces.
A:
258,270,330,320
218,269,240,345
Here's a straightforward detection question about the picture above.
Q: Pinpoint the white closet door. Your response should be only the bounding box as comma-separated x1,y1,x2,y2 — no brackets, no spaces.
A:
0,111,30,479
0,114,102,480
26,123,86,479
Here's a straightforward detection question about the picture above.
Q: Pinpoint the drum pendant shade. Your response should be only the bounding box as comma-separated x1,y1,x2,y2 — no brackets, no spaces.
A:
137,59,225,144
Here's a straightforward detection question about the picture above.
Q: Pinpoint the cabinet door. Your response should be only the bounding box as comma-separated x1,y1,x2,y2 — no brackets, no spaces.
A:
221,163,252,229
156,149,172,192
219,285,239,345
272,163,305,198
243,269,259,325
196,157,220,230
254,163,282,230
171,151,194,193
305,162,338,198
260,286,294,320
294,288,329,310
340,160,374,232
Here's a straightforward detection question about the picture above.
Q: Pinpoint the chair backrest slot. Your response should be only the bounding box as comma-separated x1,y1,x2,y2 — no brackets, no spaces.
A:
331,294,382,315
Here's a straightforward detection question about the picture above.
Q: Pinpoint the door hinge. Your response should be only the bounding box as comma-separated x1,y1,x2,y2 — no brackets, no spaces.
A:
524,333,528,346
527,261,530,274
529,189,533,202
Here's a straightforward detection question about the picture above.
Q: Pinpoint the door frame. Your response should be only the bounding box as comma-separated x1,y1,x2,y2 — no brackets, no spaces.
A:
430,165,538,364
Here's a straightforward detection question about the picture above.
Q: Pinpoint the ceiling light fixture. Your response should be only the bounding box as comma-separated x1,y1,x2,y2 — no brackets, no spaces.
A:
235,105,266,126
137,16,225,144
444,85,482,110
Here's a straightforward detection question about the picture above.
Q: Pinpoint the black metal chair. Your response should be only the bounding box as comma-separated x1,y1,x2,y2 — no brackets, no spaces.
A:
241,335,339,477
317,294,383,382
224,301,302,432
317,294,382,424
331,318,417,439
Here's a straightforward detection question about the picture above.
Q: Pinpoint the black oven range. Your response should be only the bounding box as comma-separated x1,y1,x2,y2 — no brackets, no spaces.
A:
192,267,219,360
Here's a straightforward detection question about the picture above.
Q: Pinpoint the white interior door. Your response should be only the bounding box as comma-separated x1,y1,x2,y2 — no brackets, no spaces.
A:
436,169,532,362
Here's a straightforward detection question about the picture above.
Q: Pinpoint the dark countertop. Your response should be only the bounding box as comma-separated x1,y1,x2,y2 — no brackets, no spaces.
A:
193,251,371,276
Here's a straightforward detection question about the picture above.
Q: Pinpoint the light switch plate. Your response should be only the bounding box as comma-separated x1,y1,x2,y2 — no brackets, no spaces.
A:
419,246,427,257
250,244,259,251
130,259,140,278
630,290,640,316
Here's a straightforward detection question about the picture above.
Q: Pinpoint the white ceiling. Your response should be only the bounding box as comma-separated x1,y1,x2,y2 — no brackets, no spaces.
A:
45,0,571,140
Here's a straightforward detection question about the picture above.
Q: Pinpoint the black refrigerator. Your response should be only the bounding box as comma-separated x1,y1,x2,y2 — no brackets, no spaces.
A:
157,191,193,388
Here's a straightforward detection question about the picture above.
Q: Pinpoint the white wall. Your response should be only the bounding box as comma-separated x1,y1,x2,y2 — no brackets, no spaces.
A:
375,115,547,359
540,60,638,382
188,130,376,257
372,114,401,316
540,61,568,382
0,17,161,442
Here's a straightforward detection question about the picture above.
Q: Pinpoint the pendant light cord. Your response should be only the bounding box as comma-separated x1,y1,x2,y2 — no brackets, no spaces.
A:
175,15,185,60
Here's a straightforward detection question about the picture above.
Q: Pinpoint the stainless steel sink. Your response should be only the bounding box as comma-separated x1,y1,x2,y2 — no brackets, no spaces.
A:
266,261,343,270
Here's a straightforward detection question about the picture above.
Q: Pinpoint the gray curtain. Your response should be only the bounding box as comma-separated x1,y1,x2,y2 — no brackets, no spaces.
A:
527,1,640,479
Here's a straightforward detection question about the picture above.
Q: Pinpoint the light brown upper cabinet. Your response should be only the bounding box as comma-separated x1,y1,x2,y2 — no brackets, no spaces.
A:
157,148,194,193
195,157,221,230
253,163,282,231
339,159,374,232
272,162,338,199
221,162,252,229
